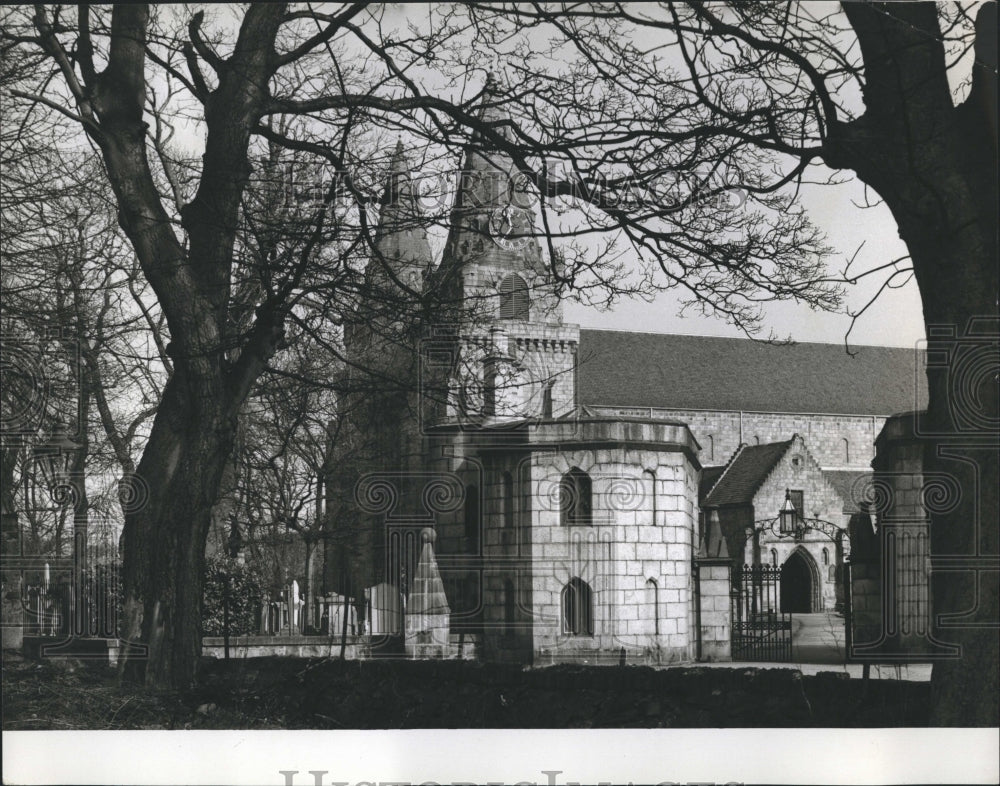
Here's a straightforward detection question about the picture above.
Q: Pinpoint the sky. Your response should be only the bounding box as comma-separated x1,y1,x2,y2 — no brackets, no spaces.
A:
566,174,925,348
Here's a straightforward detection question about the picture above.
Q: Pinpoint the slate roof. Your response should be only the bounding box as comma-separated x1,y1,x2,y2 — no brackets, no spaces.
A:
699,465,727,502
823,469,873,514
702,440,794,508
577,329,927,416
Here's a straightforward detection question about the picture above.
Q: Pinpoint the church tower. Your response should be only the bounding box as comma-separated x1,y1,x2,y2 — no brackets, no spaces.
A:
435,78,580,426
324,141,434,615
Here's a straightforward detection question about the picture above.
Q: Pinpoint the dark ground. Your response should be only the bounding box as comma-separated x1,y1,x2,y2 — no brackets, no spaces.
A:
2,652,930,730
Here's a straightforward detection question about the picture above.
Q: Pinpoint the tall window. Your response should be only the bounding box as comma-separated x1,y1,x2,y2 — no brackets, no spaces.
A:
842,438,850,464
643,469,657,524
502,471,515,530
499,274,530,320
561,577,593,636
464,484,480,552
541,380,555,418
646,578,660,635
822,547,830,566
771,548,778,566
560,467,592,525
706,434,715,462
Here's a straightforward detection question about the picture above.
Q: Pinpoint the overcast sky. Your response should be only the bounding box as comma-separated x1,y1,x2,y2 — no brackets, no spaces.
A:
566,174,925,349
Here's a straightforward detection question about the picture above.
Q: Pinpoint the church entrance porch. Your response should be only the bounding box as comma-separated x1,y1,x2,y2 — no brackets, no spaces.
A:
780,547,822,613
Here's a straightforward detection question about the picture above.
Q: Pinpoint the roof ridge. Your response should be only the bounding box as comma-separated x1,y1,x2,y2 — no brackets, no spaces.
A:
578,326,921,351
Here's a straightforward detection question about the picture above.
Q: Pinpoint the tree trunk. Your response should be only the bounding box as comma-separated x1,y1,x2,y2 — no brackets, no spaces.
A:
118,371,238,689
834,1,999,725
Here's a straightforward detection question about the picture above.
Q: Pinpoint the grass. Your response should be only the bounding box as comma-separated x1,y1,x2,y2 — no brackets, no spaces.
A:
2,651,931,730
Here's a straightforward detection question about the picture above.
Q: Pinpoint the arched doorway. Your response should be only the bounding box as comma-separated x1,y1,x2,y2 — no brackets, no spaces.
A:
781,549,817,613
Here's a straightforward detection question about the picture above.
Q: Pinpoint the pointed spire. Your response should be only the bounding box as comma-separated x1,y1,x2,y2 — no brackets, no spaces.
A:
371,140,433,287
389,138,407,175
381,139,416,209
476,71,510,140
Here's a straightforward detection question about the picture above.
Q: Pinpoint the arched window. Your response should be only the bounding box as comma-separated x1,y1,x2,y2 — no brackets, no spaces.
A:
753,435,761,446
822,547,830,566
503,579,516,638
498,274,530,320
560,467,592,525
643,469,657,524
464,484,480,552
771,548,778,566
842,438,850,464
561,577,594,636
541,380,555,418
706,434,715,462
502,471,515,530
646,577,660,635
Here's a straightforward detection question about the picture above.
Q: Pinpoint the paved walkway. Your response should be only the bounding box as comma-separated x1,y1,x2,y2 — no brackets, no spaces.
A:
792,611,846,663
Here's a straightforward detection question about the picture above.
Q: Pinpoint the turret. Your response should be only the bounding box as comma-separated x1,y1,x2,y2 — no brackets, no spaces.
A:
440,76,560,325
434,76,579,426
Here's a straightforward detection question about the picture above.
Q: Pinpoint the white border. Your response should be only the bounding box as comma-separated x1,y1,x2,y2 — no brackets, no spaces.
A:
3,729,999,785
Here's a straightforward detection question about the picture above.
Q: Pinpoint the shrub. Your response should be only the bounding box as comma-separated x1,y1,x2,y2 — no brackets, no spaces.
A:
202,556,265,637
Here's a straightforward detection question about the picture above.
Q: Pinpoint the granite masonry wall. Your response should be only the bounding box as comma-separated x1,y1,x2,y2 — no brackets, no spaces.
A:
521,420,701,665
589,406,883,469
695,560,732,661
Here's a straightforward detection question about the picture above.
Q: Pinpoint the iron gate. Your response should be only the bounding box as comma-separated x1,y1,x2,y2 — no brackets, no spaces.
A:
731,564,793,661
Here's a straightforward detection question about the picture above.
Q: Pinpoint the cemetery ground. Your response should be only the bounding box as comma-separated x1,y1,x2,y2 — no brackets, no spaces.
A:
3,651,930,729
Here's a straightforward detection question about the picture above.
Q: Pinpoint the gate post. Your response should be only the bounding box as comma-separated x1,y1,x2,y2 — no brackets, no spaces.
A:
694,556,732,661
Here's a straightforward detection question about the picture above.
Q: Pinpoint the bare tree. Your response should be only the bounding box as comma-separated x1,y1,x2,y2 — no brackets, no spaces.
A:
4,3,480,688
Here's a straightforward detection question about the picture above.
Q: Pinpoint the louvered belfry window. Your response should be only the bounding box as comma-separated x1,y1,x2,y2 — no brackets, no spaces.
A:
499,274,530,320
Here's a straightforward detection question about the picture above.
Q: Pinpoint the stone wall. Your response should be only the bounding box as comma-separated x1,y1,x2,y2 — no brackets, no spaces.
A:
201,635,369,660
695,560,731,661
590,406,882,469
846,513,885,658
869,413,934,654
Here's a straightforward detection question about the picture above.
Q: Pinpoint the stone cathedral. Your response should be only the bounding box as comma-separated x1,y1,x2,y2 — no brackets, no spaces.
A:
321,91,925,665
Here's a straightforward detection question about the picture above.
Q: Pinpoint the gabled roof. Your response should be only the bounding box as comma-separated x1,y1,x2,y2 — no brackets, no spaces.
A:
577,329,926,416
823,469,873,514
703,440,795,508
